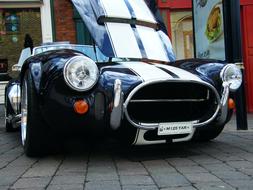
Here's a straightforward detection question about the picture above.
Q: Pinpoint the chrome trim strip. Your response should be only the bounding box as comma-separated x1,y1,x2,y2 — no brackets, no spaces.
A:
110,79,124,130
124,79,221,130
133,128,196,145
8,84,21,114
130,99,207,103
172,128,196,143
216,82,229,125
133,129,166,145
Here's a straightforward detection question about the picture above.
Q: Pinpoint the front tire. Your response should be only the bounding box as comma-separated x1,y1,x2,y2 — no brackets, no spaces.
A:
21,71,48,157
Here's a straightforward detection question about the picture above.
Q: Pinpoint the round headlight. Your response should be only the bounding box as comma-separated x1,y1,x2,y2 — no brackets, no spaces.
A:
64,56,98,91
221,64,242,91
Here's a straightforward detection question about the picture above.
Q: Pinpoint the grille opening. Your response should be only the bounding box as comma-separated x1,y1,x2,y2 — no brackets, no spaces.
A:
131,83,209,100
144,130,189,141
126,82,218,123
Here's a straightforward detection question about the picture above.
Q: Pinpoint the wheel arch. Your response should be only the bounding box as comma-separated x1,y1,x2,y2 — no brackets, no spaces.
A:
20,61,42,95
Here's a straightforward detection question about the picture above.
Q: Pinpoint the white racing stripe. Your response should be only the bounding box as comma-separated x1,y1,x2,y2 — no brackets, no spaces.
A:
128,0,156,23
155,64,202,82
136,26,169,62
106,23,171,62
100,0,131,19
106,23,142,58
100,0,156,24
121,62,173,81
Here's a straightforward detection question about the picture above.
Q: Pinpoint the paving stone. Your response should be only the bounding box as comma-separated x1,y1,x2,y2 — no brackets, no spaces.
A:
120,175,154,186
193,182,236,190
0,186,9,190
50,175,85,185
212,171,251,180
160,186,197,190
213,154,245,162
8,155,37,167
225,179,253,189
0,161,8,168
88,165,116,173
188,155,223,165
226,160,253,170
116,161,148,175
239,168,253,176
175,165,208,173
184,172,222,183
0,174,19,186
85,180,121,190
166,158,198,167
11,177,51,189
23,159,61,177
9,188,45,190
47,184,84,190
56,160,86,176
150,173,190,188
202,163,236,172
142,160,177,174
122,185,159,190
0,165,31,177
86,170,118,181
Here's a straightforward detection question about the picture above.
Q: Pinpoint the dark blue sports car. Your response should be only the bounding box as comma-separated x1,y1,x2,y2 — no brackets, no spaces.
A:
5,0,242,156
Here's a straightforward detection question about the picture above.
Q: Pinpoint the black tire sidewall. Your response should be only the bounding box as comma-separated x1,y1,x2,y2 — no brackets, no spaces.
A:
22,71,47,157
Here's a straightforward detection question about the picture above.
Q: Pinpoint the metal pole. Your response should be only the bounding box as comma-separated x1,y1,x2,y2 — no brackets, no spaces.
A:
224,0,248,130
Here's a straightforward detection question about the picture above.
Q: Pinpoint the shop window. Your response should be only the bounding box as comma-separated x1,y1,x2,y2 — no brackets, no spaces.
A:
0,8,42,80
171,12,194,60
5,13,20,33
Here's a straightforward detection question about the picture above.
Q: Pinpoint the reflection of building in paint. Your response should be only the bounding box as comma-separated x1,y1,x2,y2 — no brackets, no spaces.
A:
170,12,193,59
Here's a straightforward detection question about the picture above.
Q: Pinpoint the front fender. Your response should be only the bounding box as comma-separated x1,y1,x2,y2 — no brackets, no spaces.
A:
20,49,84,95
169,59,227,94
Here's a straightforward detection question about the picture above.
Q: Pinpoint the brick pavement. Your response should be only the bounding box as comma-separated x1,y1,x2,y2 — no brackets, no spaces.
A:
0,105,253,190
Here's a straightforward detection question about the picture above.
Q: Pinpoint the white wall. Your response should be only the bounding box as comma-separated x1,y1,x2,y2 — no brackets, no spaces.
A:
40,0,53,43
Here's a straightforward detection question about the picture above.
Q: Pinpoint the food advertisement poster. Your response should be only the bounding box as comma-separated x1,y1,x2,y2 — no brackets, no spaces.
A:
193,0,226,60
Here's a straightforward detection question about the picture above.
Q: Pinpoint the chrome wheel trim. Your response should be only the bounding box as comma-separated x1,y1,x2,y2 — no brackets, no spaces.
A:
21,80,28,146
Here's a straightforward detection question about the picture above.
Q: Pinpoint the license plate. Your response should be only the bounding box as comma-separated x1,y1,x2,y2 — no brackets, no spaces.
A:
158,122,193,136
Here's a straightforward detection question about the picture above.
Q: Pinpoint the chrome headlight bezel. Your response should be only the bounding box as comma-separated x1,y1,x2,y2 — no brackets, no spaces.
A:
63,56,99,92
220,64,242,92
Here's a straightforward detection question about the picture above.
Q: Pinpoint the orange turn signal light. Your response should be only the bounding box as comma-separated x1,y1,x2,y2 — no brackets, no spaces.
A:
74,100,89,114
228,98,235,110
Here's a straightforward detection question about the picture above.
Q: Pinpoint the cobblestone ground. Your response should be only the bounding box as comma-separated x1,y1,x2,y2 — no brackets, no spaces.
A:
0,105,253,190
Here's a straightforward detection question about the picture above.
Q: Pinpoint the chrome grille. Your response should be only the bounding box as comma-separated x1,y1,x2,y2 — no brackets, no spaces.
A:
125,81,219,126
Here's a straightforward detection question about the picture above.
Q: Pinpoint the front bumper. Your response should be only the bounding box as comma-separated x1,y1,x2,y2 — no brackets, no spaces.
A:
110,79,230,131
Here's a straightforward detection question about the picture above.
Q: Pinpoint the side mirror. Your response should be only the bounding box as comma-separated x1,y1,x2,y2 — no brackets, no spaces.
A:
12,64,21,72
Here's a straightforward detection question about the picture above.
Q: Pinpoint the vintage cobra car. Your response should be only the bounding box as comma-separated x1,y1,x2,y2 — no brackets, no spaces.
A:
5,0,242,156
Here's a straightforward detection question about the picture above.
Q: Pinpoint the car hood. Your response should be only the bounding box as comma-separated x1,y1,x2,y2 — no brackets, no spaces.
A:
72,0,175,62
117,61,202,82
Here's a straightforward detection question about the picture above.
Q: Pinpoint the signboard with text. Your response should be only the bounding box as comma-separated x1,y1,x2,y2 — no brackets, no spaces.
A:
193,0,226,60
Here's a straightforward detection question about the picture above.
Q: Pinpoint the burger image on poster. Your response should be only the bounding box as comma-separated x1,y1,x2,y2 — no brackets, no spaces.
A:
205,2,223,42
194,0,225,61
